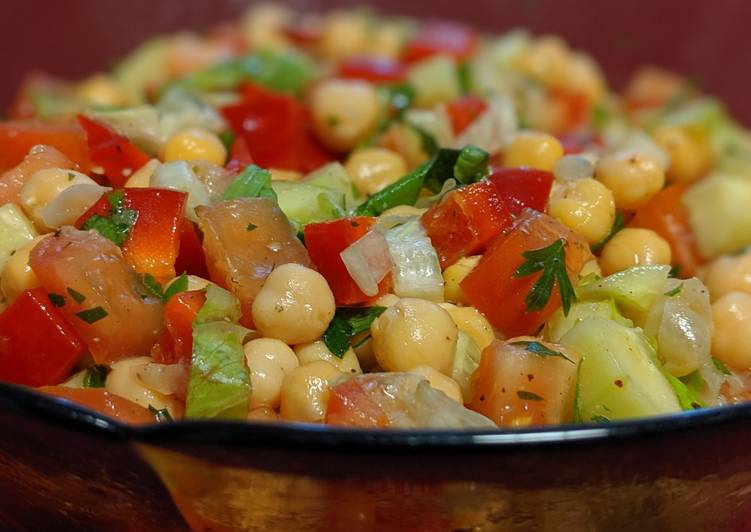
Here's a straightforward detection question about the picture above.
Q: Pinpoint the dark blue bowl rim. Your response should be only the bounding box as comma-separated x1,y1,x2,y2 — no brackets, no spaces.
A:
4,380,750,451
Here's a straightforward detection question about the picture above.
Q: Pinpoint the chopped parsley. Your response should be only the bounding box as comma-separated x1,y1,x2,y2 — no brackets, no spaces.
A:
48,293,66,308
510,340,575,364
66,287,86,304
323,306,386,358
222,164,277,201
75,306,108,324
590,414,611,423
149,405,174,422
67,172,76,182
83,365,110,388
514,239,576,316
81,190,138,246
139,272,188,303
516,390,544,402
664,284,683,297
712,357,732,376
246,223,258,232
453,145,489,185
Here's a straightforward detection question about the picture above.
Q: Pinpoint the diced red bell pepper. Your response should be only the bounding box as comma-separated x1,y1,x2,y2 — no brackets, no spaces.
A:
37,387,155,424
76,188,187,279
285,21,323,47
403,21,477,63
0,121,90,174
445,95,487,135
550,90,591,133
76,115,150,186
489,167,555,215
337,57,407,84
225,136,254,173
460,210,591,337
175,220,210,279
221,83,333,172
304,217,391,305
421,181,512,269
152,290,206,365
0,288,86,387
629,184,702,278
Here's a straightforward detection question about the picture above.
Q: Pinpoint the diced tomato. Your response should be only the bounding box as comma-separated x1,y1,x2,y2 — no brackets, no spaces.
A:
221,83,333,173
445,95,487,135
551,90,591,132
403,21,477,63
460,210,591,337
0,121,90,174
175,221,210,279
559,131,601,155
0,145,74,206
225,136,254,173
488,167,555,215
0,287,86,386
285,21,323,47
37,387,155,425
337,57,407,84
76,115,150,186
469,338,581,427
304,217,391,305
76,188,187,279
326,378,389,428
152,290,206,365
421,181,512,269
30,228,164,364
629,184,702,277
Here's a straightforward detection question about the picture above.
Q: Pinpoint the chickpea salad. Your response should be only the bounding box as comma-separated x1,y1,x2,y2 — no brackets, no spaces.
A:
1,6,751,430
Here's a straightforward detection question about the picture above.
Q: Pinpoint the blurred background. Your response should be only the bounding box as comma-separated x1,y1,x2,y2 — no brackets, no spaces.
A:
2,0,750,122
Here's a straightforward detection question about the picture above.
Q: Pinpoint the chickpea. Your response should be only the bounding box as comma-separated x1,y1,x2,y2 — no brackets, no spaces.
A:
241,4,291,51
599,228,672,276
318,11,370,60
409,365,463,403
439,303,495,351
20,168,99,230
653,126,713,184
595,150,665,210
701,253,751,301
443,256,480,305
352,335,377,372
311,79,379,152
345,148,407,196
106,356,180,417
563,53,606,102
368,23,405,59
246,348,286,409
279,360,342,423
162,128,227,166
244,338,299,375
252,263,336,345
504,131,564,171
0,235,48,303
294,341,362,375
712,292,751,369
374,293,400,307
247,406,279,422
371,298,458,375
516,36,571,89
548,178,616,245
76,74,128,107
125,159,160,189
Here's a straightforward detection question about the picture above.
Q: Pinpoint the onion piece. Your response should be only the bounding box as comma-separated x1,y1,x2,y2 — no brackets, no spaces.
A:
135,361,187,397
452,94,518,155
340,228,393,297
41,183,111,229
385,219,444,302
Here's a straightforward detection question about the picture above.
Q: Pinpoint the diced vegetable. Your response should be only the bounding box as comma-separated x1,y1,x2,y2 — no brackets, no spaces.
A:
37,386,155,424
0,145,75,206
0,287,86,386
29,228,164,364
85,105,163,156
225,136,254,173
385,219,444,302
337,57,407,84
446,95,488,135
271,181,346,226
406,55,462,107
469,338,580,427
488,167,554,215
450,330,482,403
544,299,630,343
196,198,312,325
174,221,210,278
112,37,170,104
403,22,477,63
152,290,206,365
452,94,518,155
0,121,90,174
560,317,681,422
150,161,211,222
0,203,38,273
304,162,359,209
340,229,393,297
223,164,276,201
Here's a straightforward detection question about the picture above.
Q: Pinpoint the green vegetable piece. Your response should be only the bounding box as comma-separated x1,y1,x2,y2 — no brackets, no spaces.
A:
83,365,110,388
712,357,732,376
75,306,109,324
223,165,277,202
544,299,632,343
517,390,544,402
590,211,625,254
590,414,611,423
82,190,138,246
514,239,576,316
162,273,189,302
48,293,66,308
323,306,386,358
664,284,683,297
271,181,346,225
185,321,251,419
453,145,489,185
140,273,164,300
665,370,704,410
194,284,242,325
510,340,574,364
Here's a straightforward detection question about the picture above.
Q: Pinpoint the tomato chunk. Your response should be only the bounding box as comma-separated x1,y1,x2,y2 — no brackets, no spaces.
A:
489,167,554,215
77,115,150,186
469,338,581,427
0,288,86,386
225,136,254,173
30,228,164,364
403,21,477,63
76,188,187,279
152,290,206,365
326,377,390,428
37,387,155,425
337,57,407,84
422,181,512,269
460,210,591,337
0,121,90,174
175,220,210,279
629,184,702,278
0,145,74,206
445,95,487,135
304,217,391,305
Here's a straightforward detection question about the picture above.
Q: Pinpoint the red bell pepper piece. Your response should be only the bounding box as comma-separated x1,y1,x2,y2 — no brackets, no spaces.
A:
421,181,512,269
304,217,391,305
76,115,150,186
0,121,90,174
0,288,86,386
460,211,591,337
76,188,187,279
489,167,555,215
285,21,323,47
225,136,254,173
337,57,407,84
403,21,478,63
37,387,155,424
175,220,210,279
445,95,487,135
221,83,333,172
152,290,206,365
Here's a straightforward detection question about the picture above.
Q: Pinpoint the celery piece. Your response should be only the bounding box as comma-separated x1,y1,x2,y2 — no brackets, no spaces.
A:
150,161,210,222
194,284,242,324
406,54,461,107
451,331,482,404
0,204,38,273
271,182,346,226
223,165,276,202
113,38,171,104
544,299,631,343
304,162,360,209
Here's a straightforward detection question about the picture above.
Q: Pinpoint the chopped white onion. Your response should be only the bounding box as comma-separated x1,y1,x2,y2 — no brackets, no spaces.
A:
340,228,393,297
385,219,444,302
135,362,187,396
41,184,111,229
452,94,518,155
151,160,210,222
553,155,596,182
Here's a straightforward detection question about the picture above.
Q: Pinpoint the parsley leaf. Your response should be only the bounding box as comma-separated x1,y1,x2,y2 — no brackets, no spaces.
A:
323,306,386,358
246,223,258,232
66,287,86,304
83,365,110,388
712,356,732,376
510,340,574,364
222,164,277,201
162,273,189,302
514,239,576,316
453,145,489,185
516,390,544,402
664,284,683,297
75,306,108,324
149,405,174,422
141,273,165,300
82,190,138,246
48,293,66,308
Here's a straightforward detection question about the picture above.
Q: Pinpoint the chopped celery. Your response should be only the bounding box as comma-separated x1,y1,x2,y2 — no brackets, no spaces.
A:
406,55,461,107
404,108,454,147
157,88,225,140
450,331,482,403
561,317,681,422
223,165,277,201
195,284,242,324
0,204,38,273
271,182,346,225
304,162,360,209
85,105,162,155
113,38,170,104
544,299,631,343
452,94,518,155
151,161,211,222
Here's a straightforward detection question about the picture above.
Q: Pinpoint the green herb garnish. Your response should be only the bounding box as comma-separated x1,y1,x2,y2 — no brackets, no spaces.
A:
48,293,66,308
323,306,387,358
67,172,76,182
516,390,544,402
453,145,489,185
149,405,174,422
590,211,625,254
246,223,258,232
510,340,574,364
66,287,86,304
83,365,110,388
75,306,109,324
81,189,138,246
222,164,277,201
514,238,576,316
712,357,732,376
141,272,189,302
664,284,683,297
590,414,611,423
